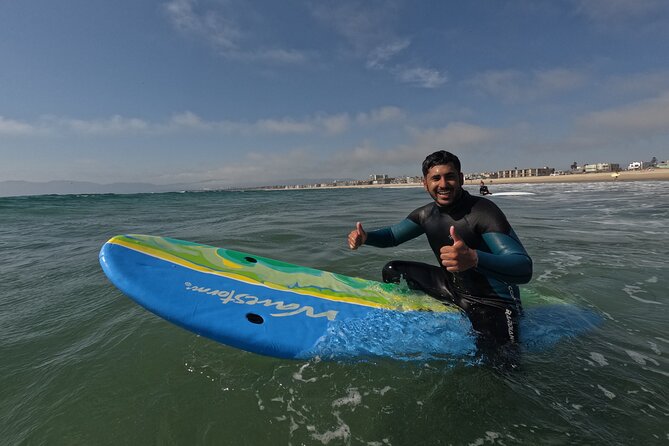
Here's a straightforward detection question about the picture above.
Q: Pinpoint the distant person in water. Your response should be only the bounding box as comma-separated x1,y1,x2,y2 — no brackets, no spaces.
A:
348,150,532,356
479,180,491,195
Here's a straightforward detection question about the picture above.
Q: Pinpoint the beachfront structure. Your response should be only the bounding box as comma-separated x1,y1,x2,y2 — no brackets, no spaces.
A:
585,163,620,173
497,167,555,178
370,174,390,184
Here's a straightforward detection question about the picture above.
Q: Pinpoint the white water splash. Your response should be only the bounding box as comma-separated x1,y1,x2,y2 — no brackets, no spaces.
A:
597,385,616,400
589,352,609,366
626,350,660,366
622,284,662,305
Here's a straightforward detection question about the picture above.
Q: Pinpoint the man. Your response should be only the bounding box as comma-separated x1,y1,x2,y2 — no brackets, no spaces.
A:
348,150,532,351
479,180,491,195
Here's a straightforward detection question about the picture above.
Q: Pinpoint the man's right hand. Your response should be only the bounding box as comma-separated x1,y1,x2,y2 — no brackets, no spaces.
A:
348,222,367,250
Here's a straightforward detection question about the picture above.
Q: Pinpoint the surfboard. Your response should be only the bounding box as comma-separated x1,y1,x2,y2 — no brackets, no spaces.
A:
488,192,536,196
99,234,601,360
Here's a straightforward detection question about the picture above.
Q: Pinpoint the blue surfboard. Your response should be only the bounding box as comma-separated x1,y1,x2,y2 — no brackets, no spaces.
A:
99,235,601,360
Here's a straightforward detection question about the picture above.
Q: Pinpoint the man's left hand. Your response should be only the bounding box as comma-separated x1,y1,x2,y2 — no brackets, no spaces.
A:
440,226,478,272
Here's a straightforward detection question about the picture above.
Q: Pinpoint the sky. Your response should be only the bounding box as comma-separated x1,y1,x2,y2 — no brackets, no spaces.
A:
2,0,669,189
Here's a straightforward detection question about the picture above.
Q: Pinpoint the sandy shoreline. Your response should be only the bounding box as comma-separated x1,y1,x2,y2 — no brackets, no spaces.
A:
265,169,669,191
464,169,669,185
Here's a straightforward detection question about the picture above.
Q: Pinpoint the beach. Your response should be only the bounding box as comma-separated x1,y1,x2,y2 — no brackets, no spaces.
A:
264,168,669,191
466,168,669,185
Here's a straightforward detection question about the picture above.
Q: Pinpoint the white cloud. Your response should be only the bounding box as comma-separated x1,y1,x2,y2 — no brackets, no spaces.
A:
410,122,499,149
165,0,240,51
309,1,445,88
356,106,405,125
468,68,588,102
0,117,38,135
366,39,411,69
602,70,669,97
256,118,314,135
61,115,150,135
164,0,307,64
573,0,669,24
577,90,669,135
394,67,447,89
0,106,404,140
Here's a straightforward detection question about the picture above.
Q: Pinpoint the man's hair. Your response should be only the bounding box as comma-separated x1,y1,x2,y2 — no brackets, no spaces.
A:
422,150,461,176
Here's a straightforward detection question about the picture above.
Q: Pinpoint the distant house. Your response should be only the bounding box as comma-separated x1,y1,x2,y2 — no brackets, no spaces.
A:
585,163,620,173
370,174,391,184
497,167,555,178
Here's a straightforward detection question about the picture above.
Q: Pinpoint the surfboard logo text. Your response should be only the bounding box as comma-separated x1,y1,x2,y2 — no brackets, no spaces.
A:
184,282,338,321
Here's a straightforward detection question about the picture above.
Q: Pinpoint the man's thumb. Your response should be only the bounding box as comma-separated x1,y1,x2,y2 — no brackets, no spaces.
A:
356,222,364,234
450,225,461,243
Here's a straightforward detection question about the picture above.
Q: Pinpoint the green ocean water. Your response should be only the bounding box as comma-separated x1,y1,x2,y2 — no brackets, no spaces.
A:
1,182,667,445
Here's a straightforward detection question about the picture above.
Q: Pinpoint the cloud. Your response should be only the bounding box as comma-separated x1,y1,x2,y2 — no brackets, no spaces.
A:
0,106,405,140
394,67,447,89
602,70,669,97
60,116,150,135
165,0,240,51
169,107,403,135
468,68,588,102
0,115,150,136
164,0,307,63
0,116,39,135
309,1,446,88
409,122,500,149
355,106,405,125
366,39,411,69
577,90,669,136
572,0,669,24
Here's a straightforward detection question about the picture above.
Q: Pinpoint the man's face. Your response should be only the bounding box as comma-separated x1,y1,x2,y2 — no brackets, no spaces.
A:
423,163,464,207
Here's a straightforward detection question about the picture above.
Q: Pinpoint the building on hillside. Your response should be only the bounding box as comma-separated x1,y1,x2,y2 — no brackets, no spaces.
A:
497,167,555,178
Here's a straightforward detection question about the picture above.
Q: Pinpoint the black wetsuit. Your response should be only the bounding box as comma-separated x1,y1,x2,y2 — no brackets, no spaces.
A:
479,185,490,195
365,190,532,347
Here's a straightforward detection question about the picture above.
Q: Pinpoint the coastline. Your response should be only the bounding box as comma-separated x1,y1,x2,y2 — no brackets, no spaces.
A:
465,169,669,185
263,168,669,191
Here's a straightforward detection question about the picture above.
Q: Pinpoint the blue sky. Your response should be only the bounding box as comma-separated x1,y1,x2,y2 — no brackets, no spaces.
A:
2,0,669,188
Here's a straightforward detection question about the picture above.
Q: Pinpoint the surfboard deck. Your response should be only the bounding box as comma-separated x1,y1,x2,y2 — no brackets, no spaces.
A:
99,235,601,360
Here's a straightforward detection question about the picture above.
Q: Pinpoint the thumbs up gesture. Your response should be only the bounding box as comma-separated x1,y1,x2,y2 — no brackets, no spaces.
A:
440,226,478,272
348,222,367,250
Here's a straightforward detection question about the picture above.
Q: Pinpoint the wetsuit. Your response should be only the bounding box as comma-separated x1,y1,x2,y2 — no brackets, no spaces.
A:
365,190,532,347
479,185,490,195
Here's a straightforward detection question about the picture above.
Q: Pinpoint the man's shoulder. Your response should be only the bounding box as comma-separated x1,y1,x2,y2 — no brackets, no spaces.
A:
467,194,511,232
407,202,437,222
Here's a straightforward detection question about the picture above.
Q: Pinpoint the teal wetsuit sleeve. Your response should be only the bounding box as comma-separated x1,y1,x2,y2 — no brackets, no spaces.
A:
365,219,424,248
476,230,533,284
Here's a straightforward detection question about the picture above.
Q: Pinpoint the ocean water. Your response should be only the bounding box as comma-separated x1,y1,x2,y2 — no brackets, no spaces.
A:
1,182,667,445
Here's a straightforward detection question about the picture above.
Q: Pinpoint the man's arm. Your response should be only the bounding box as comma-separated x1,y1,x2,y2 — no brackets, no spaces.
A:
348,219,423,249
440,227,532,284
475,230,532,284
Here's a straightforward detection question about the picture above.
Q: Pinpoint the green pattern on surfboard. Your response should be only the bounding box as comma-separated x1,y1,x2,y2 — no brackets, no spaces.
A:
110,234,455,312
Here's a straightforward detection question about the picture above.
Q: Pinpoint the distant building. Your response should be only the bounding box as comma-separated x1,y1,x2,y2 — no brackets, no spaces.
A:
585,163,620,173
370,174,391,184
497,167,555,178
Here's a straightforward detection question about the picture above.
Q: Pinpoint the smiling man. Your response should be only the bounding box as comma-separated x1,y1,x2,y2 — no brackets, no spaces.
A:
348,150,533,352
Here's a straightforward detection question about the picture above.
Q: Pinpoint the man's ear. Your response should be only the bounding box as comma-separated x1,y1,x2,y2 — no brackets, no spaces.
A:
422,176,428,191
459,172,464,185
